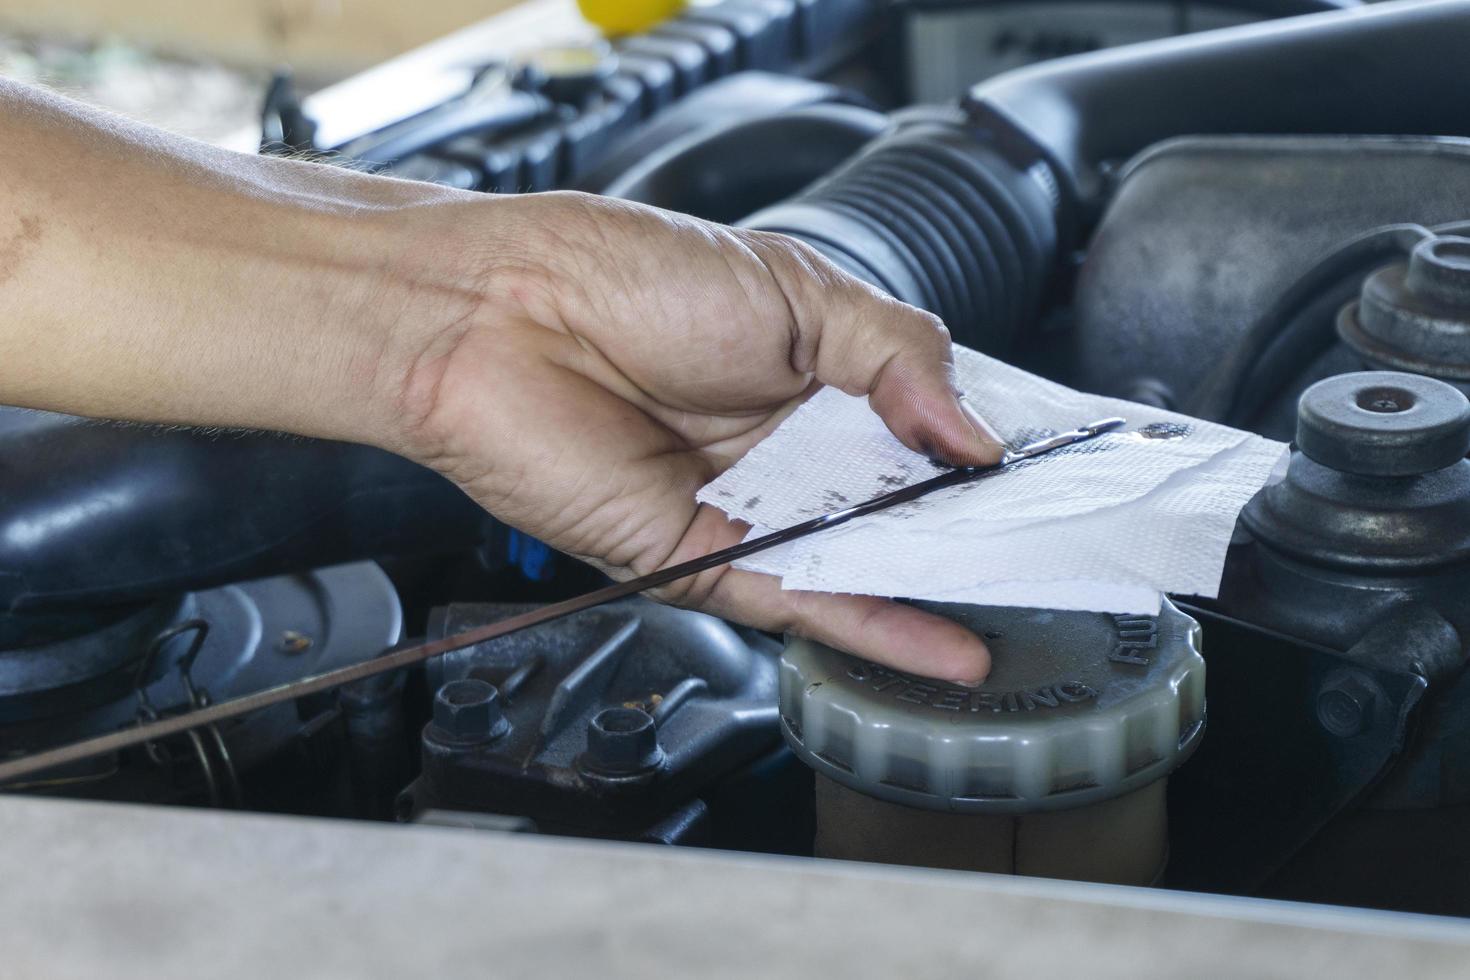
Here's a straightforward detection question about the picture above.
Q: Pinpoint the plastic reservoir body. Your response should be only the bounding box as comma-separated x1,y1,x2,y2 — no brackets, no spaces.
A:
780,599,1205,885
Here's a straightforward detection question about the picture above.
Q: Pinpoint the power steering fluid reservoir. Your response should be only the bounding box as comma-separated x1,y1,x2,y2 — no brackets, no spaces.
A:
781,599,1205,885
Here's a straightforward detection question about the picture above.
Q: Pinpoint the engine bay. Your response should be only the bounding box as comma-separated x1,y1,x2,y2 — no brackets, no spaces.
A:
6,0,1470,927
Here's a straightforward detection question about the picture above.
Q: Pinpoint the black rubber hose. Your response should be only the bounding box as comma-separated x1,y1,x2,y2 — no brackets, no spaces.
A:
741,108,1059,353
0,412,494,641
598,102,889,224
1214,0,1358,13
968,0,1470,228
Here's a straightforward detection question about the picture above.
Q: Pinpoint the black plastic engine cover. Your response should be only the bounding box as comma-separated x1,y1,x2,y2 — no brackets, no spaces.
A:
1063,136,1470,421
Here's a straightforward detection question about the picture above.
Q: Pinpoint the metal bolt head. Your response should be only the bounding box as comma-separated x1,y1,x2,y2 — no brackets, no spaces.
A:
1296,372,1470,476
1316,671,1379,738
1340,236,1470,377
1406,236,1470,308
431,678,509,743
278,630,313,654
583,706,663,775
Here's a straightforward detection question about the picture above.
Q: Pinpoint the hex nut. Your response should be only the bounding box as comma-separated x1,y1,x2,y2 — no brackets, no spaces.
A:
431,678,509,743
583,706,664,775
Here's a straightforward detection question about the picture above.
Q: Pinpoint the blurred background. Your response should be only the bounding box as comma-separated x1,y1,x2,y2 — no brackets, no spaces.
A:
0,0,520,142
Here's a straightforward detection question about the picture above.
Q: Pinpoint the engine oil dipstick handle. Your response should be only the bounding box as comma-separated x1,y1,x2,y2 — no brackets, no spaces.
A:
0,417,1126,787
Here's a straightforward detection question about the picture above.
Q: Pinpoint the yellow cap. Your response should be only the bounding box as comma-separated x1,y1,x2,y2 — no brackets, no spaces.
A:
576,0,686,37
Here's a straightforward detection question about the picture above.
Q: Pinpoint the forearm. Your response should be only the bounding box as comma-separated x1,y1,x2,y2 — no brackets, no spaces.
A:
0,78,1000,680
0,78,487,447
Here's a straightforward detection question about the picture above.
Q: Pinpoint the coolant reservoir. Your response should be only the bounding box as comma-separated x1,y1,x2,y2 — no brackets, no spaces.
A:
780,599,1205,885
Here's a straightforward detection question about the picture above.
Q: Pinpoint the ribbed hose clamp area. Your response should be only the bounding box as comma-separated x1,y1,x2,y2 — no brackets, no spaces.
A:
740,107,1060,352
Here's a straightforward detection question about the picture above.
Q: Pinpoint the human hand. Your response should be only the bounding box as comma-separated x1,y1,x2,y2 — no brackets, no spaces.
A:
0,81,1000,683
377,192,1004,683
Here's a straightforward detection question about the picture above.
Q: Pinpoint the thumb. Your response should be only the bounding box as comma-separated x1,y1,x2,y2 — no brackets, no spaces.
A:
746,231,1005,467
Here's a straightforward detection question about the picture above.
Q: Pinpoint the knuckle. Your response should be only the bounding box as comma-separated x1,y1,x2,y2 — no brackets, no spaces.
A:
913,308,950,340
648,566,720,611
748,230,837,281
783,236,828,268
870,304,950,359
777,590,820,637
750,230,811,270
746,227,801,252
893,308,954,360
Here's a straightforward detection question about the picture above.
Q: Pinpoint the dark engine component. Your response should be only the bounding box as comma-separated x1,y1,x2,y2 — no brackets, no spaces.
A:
1339,234,1470,388
581,72,888,223
1166,372,1470,911
1225,371,1470,737
896,0,1361,103
399,599,799,850
0,562,401,809
1069,139,1470,423
967,0,1470,218
737,2,1470,363
301,0,884,189
0,411,492,644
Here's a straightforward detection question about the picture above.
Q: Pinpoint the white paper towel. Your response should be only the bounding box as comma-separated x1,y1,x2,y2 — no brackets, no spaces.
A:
697,346,1288,613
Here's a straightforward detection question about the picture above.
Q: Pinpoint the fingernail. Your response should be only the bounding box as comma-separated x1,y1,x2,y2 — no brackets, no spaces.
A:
951,677,987,689
960,400,1006,452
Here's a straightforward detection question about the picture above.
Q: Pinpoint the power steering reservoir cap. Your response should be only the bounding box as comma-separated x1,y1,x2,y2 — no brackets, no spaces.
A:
780,599,1205,814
